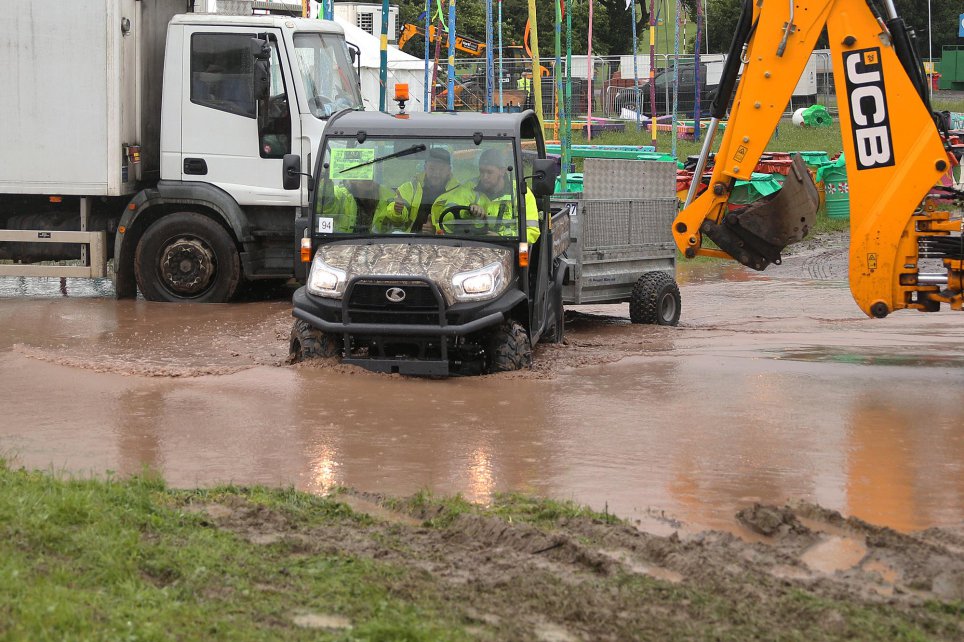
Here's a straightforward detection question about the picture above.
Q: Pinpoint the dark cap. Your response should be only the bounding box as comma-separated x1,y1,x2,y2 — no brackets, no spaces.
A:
426,147,451,165
479,148,506,168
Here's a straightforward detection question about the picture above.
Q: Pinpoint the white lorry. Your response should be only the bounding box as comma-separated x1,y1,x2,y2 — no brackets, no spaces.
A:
0,0,362,301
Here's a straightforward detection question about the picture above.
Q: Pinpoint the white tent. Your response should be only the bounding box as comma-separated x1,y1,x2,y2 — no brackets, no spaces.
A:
334,17,433,113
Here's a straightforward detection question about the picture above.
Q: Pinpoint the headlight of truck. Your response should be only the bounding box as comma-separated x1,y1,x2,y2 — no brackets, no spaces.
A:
452,261,505,302
307,256,347,298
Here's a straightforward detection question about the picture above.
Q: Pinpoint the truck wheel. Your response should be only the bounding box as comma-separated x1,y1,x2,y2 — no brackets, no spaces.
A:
134,212,241,303
630,271,681,326
289,319,341,362
488,320,532,373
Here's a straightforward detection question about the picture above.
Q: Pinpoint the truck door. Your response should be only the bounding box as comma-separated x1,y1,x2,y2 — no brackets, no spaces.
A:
180,27,301,206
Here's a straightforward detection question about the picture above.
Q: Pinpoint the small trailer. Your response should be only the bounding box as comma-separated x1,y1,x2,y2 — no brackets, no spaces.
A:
553,158,681,325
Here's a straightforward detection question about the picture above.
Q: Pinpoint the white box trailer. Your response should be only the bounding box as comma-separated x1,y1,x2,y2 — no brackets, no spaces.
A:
0,0,361,301
1,0,169,197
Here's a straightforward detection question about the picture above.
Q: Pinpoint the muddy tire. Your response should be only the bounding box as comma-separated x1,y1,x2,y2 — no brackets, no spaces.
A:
630,271,681,326
487,320,532,373
289,319,341,362
134,212,241,303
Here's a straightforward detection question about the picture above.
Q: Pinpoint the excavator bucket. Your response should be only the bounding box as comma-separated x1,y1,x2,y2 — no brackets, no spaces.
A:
702,154,819,271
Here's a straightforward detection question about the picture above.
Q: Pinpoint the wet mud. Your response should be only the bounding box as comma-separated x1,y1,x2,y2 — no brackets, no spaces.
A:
0,232,962,541
193,490,964,640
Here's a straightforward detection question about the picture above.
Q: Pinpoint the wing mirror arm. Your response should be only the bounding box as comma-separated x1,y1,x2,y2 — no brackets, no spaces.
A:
287,168,315,191
282,154,314,191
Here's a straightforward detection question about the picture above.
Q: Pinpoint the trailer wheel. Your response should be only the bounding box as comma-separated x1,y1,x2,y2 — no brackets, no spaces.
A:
135,212,241,303
488,320,532,373
630,271,681,326
289,319,341,362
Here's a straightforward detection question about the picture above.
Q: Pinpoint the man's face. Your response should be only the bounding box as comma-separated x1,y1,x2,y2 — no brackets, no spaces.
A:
424,159,451,189
478,164,505,193
348,179,377,200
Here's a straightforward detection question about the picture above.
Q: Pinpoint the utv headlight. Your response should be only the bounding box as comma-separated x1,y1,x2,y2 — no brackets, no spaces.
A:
452,261,505,302
307,255,347,298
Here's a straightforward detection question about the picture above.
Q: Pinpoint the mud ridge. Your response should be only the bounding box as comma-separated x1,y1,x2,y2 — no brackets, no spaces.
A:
194,492,964,640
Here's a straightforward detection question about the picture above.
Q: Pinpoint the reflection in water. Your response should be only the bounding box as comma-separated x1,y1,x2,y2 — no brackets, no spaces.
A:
467,447,495,504
0,276,115,299
846,393,963,531
113,387,167,477
1,281,963,534
308,444,341,494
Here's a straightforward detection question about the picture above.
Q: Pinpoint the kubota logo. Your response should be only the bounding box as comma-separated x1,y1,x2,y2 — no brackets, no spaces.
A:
843,48,895,170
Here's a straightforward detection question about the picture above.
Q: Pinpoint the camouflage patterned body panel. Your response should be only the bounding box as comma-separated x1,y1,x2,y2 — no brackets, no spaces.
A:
319,242,513,305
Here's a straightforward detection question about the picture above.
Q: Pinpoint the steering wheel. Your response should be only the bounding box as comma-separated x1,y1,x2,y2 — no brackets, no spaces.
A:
437,205,486,236
309,95,334,116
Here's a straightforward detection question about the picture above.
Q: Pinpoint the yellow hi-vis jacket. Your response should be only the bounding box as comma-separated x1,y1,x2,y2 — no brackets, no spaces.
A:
317,183,393,233
431,183,540,244
371,175,463,233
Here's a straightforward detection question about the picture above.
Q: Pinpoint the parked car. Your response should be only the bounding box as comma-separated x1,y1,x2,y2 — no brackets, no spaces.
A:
612,63,718,118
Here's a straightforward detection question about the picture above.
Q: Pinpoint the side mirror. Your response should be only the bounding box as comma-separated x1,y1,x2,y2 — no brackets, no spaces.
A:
527,158,559,198
251,38,271,101
347,43,362,88
283,154,314,191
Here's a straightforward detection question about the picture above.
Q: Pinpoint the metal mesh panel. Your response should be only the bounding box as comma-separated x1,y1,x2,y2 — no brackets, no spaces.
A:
582,198,676,250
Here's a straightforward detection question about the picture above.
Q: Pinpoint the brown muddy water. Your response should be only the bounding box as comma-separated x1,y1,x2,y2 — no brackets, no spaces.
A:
1,243,962,536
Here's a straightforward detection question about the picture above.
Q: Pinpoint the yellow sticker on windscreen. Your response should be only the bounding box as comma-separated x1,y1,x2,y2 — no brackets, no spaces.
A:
330,148,375,180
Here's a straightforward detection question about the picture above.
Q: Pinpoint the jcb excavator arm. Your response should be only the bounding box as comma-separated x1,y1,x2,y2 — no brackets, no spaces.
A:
397,23,485,57
673,0,962,317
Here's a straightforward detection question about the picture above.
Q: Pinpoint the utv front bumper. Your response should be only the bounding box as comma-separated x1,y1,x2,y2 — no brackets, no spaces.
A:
292,275,525,375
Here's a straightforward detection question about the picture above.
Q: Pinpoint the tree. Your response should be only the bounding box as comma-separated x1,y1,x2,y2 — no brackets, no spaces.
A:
703,0,961,56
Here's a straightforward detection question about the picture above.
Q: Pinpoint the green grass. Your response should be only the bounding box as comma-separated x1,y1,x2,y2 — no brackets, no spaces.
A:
387,489,624,529
3,461,960,641
932,95,964,113
580,118,845,163
0,465,466,642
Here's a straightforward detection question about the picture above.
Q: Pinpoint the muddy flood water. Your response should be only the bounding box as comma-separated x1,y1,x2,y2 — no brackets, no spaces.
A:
1,237,962,537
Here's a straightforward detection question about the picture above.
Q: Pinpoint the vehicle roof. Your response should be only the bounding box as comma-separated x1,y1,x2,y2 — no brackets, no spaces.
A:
324,110,543,140
172,14,344,35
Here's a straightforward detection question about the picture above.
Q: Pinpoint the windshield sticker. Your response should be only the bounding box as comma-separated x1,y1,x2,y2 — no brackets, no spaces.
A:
318,217,334,234
330,148,375,180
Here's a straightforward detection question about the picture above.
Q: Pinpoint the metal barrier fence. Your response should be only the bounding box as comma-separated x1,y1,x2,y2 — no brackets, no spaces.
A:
431,51,835,120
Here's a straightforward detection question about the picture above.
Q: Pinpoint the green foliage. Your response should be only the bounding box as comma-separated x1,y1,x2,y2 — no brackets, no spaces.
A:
699,0,960,55
390,0,656,57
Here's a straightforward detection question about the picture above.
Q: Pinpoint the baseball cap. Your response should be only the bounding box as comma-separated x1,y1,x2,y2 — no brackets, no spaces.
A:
426,147,451,165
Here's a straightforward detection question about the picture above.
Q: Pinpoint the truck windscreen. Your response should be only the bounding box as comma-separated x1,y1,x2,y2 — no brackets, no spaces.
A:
293,33,363,118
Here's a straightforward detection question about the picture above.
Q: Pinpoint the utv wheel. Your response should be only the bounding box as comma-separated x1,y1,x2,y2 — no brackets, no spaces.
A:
289,319,342,362
134,212,241,303
630,271,681,326
488,320,532,373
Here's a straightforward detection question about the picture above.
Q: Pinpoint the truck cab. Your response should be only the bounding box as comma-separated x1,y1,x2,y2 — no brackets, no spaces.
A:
288,110,568,375
117,11,363,301
0,0,362,303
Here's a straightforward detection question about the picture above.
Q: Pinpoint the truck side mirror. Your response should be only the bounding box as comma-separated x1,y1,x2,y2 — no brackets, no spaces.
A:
527,158,559,198
251,38,271,101
283,154,313,191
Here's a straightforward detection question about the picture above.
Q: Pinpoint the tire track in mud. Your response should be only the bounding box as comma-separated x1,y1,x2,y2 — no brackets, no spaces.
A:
193,491,964,641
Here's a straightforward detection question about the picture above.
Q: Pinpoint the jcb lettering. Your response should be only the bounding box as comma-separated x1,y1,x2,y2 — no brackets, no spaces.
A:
850,85,885,127
855,126,892,166
843,48,895,170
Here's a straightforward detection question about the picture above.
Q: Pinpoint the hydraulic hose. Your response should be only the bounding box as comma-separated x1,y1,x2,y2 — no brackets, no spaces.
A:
710,0,754,120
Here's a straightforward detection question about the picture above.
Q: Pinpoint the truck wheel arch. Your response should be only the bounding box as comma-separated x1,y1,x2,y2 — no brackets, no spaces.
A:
114,181,249,298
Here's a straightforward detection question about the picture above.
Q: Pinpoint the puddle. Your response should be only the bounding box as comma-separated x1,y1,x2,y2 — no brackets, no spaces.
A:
1,263,963,536
801,536,868,574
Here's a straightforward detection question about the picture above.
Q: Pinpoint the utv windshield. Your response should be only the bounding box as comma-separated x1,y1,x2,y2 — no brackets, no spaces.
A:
314,137,521,240
293,33,363,118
